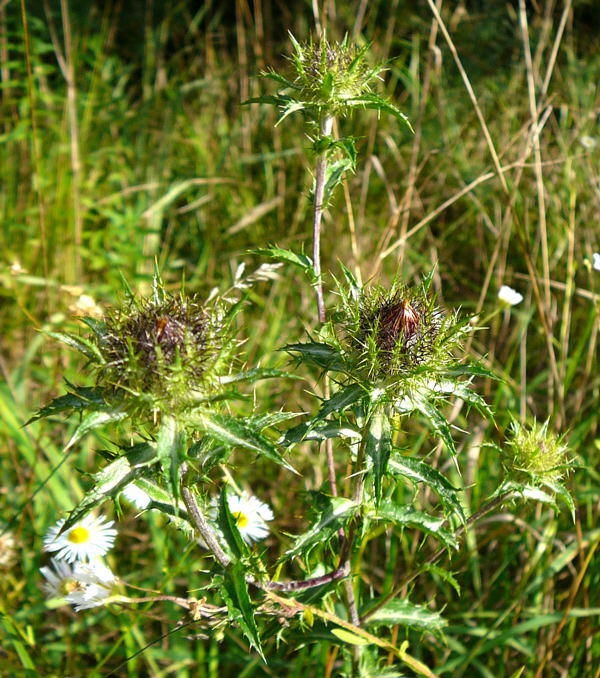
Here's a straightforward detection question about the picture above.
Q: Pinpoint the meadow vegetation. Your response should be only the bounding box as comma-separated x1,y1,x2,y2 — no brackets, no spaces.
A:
0,1,598,676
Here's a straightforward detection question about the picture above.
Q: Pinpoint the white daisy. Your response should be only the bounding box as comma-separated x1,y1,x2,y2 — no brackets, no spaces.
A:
0,529,16,568
201,491,274,546
40,558,82,599
593,252,600,272
498,285,523,307
43,514,117,563
121,483,152,510
580,135,597,150
65,560,118,611
225,491,274,544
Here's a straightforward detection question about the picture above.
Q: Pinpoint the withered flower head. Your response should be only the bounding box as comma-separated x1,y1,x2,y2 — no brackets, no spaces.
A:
96,289,230,411
339,280,464,386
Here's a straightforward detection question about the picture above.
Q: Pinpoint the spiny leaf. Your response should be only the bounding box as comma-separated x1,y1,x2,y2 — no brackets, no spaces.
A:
220,367,302,385
388,454,466,523
156,417,186,503
317,383,365,418
373,502,458,550
65,408,127,451
422,564,461,596
45,331,105,363
25,385,106,425
303,421,361,441
364,599,447,634
345,93,413,131
259,70,297,88
282,383,365,446
253,246,315,277
248,411,305,430
366,408,392,506
541,479,576,522
195,411,296,474
413,397,457,458
323,158,354,205
218,563,264,660
282,341,347,371
284,495,358,559
447,363,501,381
243,94,292,107
443,381,494,420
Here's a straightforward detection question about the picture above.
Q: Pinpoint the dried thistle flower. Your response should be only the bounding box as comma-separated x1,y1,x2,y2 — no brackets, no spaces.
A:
94,287,233,412
503,419,571,484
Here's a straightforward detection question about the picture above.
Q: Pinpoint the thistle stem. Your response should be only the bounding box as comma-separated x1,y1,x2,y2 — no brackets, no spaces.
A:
181,471,350,592
181,483,231,569
313,114,334,324
340,414,372,630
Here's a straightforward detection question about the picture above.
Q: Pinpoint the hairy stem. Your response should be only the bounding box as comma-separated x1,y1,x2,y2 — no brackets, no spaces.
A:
181,483,231,569
340,414,372,630
313,114,334,323
181,471,350,593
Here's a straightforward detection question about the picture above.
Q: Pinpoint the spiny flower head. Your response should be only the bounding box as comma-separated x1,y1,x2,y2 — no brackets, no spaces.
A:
502,419,570,484
288,34,379,113
254,33,413,130
337,277,466,389
94,285,234,413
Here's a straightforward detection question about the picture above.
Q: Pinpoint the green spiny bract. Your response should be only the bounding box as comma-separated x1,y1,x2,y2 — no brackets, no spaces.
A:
288,35,380,115
253,34,411,130
336,278,468,394
502,419,571,485
94,289,233,414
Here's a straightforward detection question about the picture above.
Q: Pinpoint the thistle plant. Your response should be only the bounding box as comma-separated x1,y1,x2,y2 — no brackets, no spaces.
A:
249,34,412,322
30,35,578,678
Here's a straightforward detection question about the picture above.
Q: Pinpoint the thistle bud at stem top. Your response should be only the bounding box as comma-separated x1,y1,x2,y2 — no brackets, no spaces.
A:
339,280,464,389
503,419,570,484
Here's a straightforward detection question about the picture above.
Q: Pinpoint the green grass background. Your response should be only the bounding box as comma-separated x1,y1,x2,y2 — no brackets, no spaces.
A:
0,1,598,676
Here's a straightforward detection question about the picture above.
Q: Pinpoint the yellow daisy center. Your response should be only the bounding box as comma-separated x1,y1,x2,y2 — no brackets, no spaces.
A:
60,578,82,595
68,527,91,544
232,512,249,528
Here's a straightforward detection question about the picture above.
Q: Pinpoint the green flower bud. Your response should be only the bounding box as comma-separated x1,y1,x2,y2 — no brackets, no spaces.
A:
502,419,570,484
290,35,378,114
